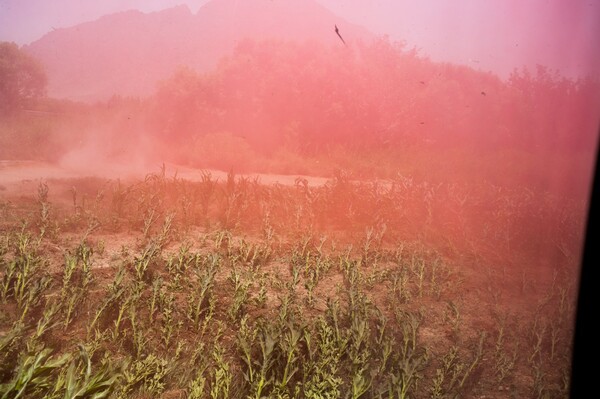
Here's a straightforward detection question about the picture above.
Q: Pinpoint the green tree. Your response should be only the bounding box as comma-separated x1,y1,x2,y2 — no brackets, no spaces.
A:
0,41,47,112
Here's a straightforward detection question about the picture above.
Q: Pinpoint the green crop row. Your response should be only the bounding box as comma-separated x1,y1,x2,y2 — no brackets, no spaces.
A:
0,171,578,398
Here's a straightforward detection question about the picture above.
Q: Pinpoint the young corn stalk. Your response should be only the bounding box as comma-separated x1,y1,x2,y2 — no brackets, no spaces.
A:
250,328,277,398
493,315,518,384
228,267,250,322
187,256,218,329
237,316,258,386
35,182,55,242
410,255,426,298
118,353,172,398
186,339,211,398
133,244,159,283
445,301,461,337
59,344,122,399
347,314,373,399
112,288,136,341
210,344,232,399
0,322,26,375
31,300,60,344
431,333,486,398
198,170,215,226
277,322,303,393
385,351,428,399
142,208,159,242
18,273,51,324
0,345,70,399
159,290,180,348
304,268,318,308
2,230,51,322
380,310,429,399
165,244,191,291
302,318,344,399
81,329,108,361
61,244,93,330
254,273,268,308
155,212,175,250
528,318,546,365
129,306,150,359
389,267,411,304
88,263,127,334
148,276,163,325
429,257,447,300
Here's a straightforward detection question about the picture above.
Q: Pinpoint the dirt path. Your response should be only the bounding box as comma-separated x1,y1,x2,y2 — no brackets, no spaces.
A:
0,160,330,193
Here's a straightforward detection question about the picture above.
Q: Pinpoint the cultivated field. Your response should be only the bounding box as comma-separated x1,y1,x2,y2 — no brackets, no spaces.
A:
0,164,582,398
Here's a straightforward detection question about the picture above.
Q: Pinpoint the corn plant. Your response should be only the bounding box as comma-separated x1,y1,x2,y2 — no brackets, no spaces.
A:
112,291,133,340
59,344,122,399
237,316,258,385
133,244,158,283
302,318,344,399
277,321,303,393
493,315,518,384
249,327,277,398
159,290,179,348
185,340,211,397
389,267,411,304
228,267,250,322
0,345,70,399
118,349,179,398
0,174,583,398
304,268,318,308
88,264,126,334
210,344,232,399
129,306,149,359
410,256,426,298
35,182,52,241
188,369,208,399
1,229,50,321
141,208,159,241
0,322,26,375
385,353,428,399
148,276,162,324
61,244,94,330
81,329,108,361
154,212,175,250
254,273,268,308
31,300,60,343
445,301,461,337
431,333,486,398
187,255,218,329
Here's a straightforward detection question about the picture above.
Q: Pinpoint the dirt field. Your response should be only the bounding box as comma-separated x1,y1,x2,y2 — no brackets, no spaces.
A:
0,159,581,399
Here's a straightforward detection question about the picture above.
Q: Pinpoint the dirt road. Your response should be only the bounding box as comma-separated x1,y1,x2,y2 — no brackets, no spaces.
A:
0,160,330,192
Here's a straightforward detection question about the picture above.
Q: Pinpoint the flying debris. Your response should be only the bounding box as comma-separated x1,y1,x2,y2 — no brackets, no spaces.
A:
334,25,346,46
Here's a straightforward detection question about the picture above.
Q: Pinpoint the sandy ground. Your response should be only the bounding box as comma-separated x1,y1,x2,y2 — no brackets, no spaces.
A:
0,160,330,190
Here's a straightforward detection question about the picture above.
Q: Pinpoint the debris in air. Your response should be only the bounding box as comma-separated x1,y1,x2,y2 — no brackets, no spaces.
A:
335,24,347,46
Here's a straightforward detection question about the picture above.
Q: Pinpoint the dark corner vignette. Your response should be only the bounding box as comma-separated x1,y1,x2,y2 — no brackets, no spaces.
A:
570,125,599,398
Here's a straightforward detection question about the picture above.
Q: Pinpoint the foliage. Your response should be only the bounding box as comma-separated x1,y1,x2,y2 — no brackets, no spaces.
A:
0,171,579,398
151,38,600,159
0,42,47,112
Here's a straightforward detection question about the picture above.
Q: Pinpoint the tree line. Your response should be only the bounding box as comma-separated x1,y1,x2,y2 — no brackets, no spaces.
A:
149,38,600,156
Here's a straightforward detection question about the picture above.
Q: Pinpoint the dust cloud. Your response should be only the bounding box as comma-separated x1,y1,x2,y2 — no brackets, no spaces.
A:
0,2,599,397
2,0,599,262
57,125,157,179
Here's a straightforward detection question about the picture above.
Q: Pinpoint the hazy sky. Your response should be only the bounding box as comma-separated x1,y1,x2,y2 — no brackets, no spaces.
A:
1,0,598,79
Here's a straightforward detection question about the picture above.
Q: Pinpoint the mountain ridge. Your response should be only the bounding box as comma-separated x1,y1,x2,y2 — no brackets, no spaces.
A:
23,0,375,101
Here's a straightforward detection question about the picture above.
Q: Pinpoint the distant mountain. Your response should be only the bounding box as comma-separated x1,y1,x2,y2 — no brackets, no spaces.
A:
23,0,374,101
